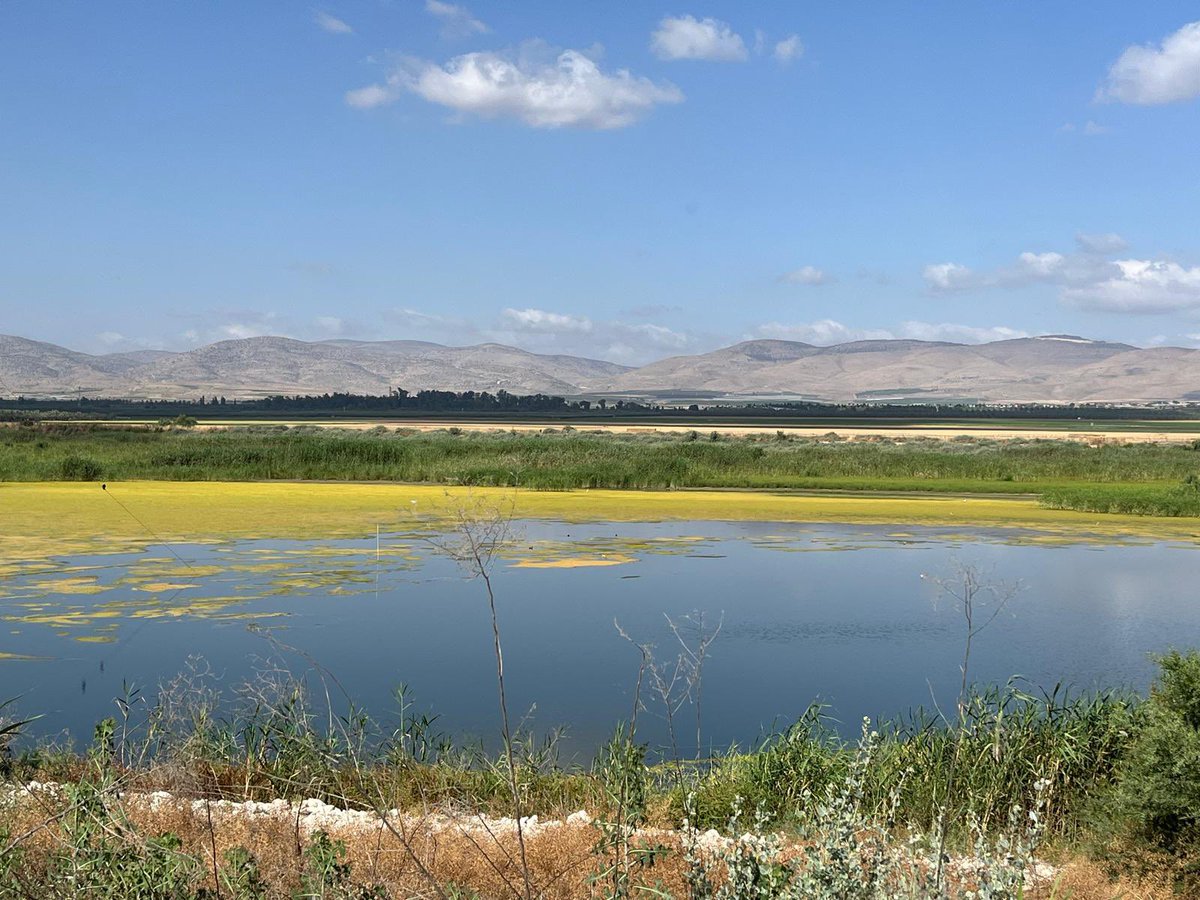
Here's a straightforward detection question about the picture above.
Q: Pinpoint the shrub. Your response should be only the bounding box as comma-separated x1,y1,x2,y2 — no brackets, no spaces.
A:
1111,651,1200,850
57,454,103,481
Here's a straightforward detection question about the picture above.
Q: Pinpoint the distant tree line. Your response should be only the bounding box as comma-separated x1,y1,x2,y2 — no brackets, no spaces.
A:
1,391,1198,421
0,390,645,418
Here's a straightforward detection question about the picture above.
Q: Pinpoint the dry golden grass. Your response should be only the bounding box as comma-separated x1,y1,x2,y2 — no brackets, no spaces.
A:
1049,857,1177,900
1,786,1183,900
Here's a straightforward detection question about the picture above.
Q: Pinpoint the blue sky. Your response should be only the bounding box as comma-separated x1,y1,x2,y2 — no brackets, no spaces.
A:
2,2,1200,363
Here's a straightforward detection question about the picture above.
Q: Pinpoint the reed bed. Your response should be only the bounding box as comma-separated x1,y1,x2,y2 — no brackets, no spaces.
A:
4,425,1200,494
0,663,1188,898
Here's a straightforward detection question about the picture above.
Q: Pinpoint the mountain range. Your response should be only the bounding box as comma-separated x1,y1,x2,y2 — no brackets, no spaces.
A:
2,333,1199,404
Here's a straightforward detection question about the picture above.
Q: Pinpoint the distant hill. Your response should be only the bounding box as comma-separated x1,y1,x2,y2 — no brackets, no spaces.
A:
2,332,1200,403
0,335,629,399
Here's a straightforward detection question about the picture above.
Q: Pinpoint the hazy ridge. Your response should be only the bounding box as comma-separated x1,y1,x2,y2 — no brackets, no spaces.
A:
2,332,1199,404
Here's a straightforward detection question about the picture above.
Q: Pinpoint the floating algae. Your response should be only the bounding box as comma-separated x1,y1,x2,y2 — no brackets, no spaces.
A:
512,555,637,569
4,481,1200,652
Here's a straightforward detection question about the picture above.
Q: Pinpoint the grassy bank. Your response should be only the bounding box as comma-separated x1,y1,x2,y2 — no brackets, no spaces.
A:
5,424,1200,516
2,653,1197,898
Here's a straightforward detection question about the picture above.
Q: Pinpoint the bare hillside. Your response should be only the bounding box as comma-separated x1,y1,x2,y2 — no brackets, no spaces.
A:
3,333,1199,403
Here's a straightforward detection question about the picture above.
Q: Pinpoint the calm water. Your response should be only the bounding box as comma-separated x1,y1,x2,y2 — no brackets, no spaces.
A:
3,519,1199,757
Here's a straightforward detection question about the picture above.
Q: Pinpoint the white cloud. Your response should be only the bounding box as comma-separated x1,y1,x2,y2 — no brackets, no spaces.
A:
315,11,353,35
424,0,488,39
925,249,1111,293
756,319,892,344
502,308,593,333
348,46,683,128
386,305,699,363
1098,20,1200,104
924,235,1200,315
896,321,1028,343
1063,259,1200,313
624,322,690,348
755,320,1026,346
773,35,803,64
345,83,395,110
779,265,830,286
221,322,275,340
651,15,748,62
923,262,974,291
1076,232,1129,254
1016,251,1066,278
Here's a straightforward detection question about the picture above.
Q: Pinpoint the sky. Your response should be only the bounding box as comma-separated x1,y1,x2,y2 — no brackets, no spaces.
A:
2,2,1200,364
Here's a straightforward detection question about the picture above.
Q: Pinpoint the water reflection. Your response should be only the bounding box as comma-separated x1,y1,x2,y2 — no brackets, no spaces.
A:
2,519,1197,755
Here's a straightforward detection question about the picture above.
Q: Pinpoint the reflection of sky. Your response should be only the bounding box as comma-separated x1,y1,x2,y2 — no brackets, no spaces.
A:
1,519,1197,756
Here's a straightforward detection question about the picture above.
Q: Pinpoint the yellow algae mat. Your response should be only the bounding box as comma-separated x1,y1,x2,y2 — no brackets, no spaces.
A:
3,482,1200,562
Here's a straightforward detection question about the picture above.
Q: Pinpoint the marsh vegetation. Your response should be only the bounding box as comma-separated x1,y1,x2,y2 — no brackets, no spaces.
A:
6,424,1200,516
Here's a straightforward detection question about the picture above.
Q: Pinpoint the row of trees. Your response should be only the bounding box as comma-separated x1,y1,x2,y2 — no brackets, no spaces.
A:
0,390,658,417
3,391,1198,420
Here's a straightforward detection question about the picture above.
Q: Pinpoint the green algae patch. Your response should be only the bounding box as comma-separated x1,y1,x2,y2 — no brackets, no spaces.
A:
6,482,1200,559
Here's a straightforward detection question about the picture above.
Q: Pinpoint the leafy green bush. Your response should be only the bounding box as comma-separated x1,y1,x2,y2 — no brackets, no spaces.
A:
1111,651,1200,849
57,453,103,481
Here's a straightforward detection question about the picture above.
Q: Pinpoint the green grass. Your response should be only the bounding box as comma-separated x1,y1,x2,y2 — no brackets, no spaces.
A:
5,424,1200,515
4,424,1200,488
2,675,1139,839
1041,484,1200,517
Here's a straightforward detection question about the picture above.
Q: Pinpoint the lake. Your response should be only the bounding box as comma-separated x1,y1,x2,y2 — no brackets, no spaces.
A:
2,517,1198,758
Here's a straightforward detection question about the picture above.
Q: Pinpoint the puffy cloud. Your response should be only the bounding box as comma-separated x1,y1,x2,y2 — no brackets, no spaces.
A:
502,307,593,333
925,249,1110,293
773,35,803,64
895,322,1028,343
1016,251,1065,278
779,265,830,286
220,322,275,340
1098,20,1200,104
385,305,698,363
314,11,353,35
651,15,748,62
623,322,690,349
1062,259,1200,313
923,262,974,291
923,235,1200,315
424,0,488,39
756,320,892,344
345,84,395,110
755,320,1026,345
348,46,683,129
